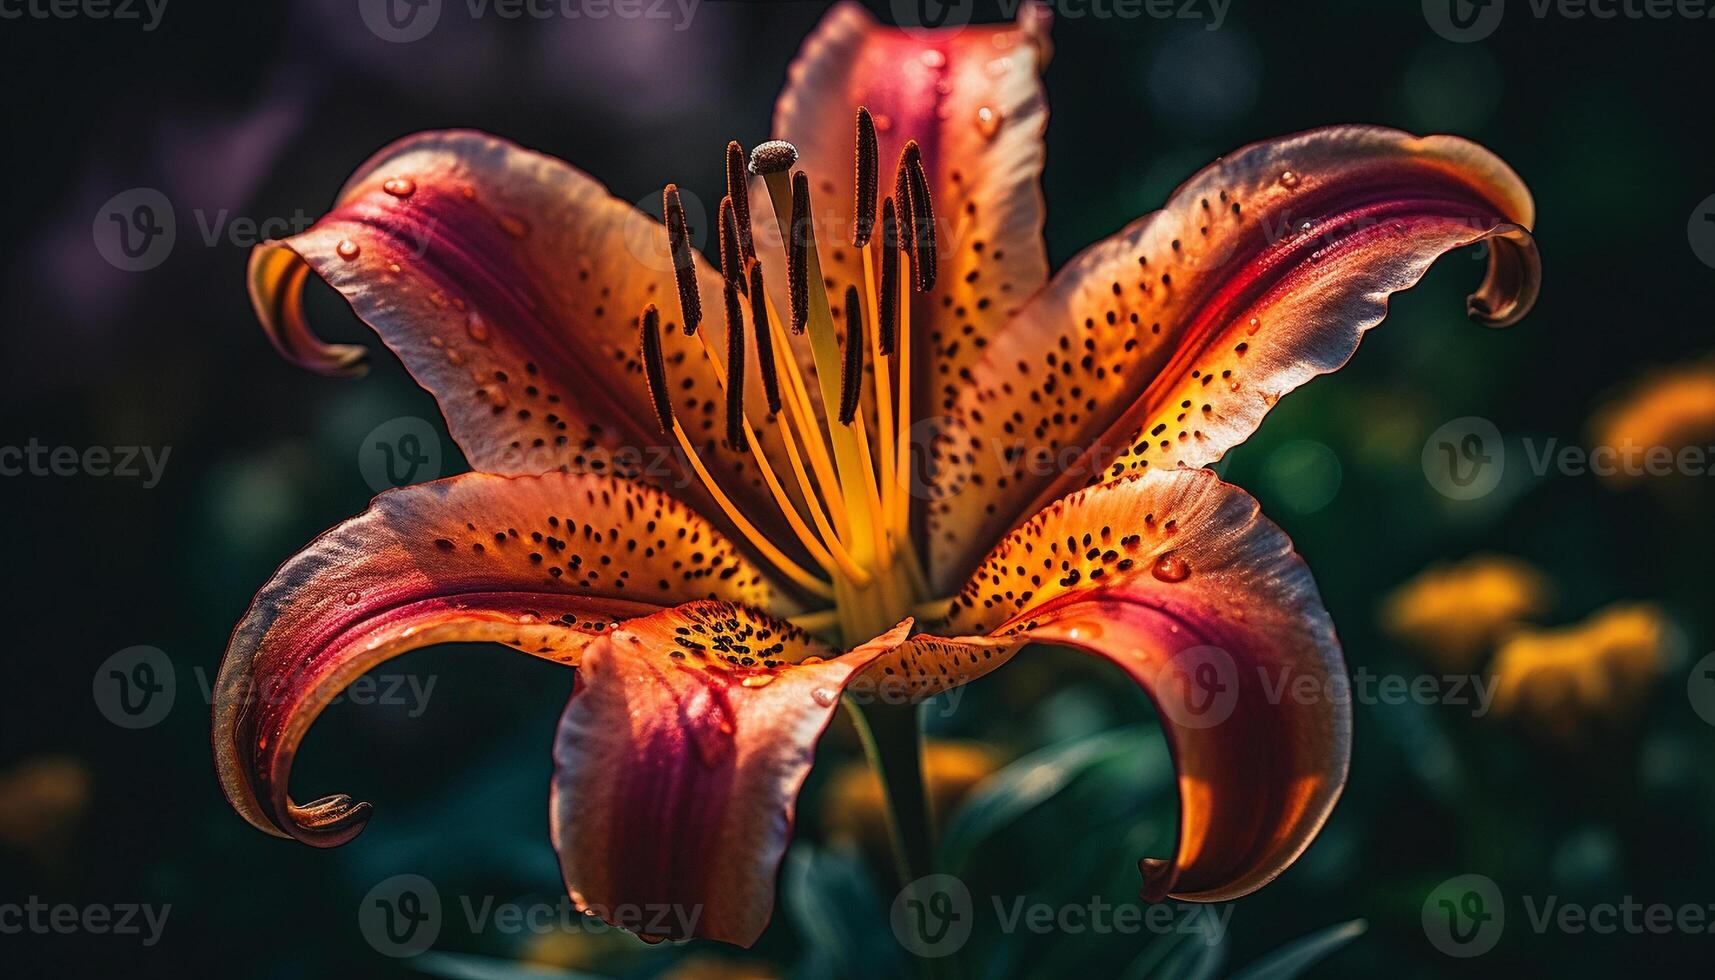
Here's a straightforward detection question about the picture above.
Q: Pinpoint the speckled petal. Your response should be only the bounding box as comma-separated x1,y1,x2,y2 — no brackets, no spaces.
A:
551,603,909,946
928,125,1539,589
903,469,1349,902
212,471,788,848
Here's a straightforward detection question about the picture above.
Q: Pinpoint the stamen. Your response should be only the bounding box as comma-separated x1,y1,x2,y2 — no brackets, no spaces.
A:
749,140,798,176
723,280,747,452
725,141,755,260
638,304,674,435
877,197,900,356
900,141,938,292
893,162,915,262
853,107,879,248
718,196,746,294
839,284,864,425
748,259,783,415
787,170,811,334
663,184,701,335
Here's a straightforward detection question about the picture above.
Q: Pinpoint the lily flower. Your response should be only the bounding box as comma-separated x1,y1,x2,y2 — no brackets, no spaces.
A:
213,2,1540,947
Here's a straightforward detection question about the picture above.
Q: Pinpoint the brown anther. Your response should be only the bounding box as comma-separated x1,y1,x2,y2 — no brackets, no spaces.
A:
900,141,937,292
878,196,900,356
838,284,864,425
787,170,811,334
749,140,798,176
725,141,755,260
639,305,674,435
663,184,701,335
853,107,879,248
747,259,782,415
723,280,747,452
718,196,746,294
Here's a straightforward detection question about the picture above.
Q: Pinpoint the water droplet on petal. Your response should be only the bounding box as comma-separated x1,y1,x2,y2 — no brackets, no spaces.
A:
740,674,775,689
343,590,360,605
1152,552,1191,583
810,687,837,707
921,49,946,69
974,105,1003,139
335,239,361,260
466,312,491,343
871,114,893,134
1246,316,1262,335
1278,170,1301,189
382,176,416,198
498,214,529,239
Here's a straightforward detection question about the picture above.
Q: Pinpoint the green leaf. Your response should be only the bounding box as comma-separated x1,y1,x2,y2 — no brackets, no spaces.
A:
940,725,1173,875
781,843,906,980
1226,919,1368,980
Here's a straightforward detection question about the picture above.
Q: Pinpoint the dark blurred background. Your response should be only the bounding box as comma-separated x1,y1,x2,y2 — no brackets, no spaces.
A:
4,0,1714,976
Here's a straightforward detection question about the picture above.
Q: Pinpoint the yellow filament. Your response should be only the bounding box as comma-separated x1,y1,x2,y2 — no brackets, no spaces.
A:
861,242,898,538
762,288,853,542
892,248,914,541
668,419,833,600
682,315,841,580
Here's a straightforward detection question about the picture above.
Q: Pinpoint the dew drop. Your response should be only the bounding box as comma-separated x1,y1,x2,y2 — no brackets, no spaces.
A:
810,687,837,707
1151,552,1191,583
974,105,1003,139
498,214,529,239
382,176,416,198
871,113,893,133
740,674,775,689
343,590,360,605
921,49,947,68
335,239,361,260
1278,170,1301,189
1246,316,1261,335
466,312,491,343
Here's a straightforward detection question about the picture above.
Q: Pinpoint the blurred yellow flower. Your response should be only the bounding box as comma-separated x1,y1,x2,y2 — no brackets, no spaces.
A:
1588,358,1715,483
823,740,1003,859
1380,554,1552,672
1489,603,1666,742
0,755,90,866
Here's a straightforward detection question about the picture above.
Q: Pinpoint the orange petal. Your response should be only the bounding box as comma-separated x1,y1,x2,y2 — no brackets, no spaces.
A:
250,130,798,548
911,470,1349,902
550,603,910,946
212,471,788,848
771,1,1052,410
928,125,1539,588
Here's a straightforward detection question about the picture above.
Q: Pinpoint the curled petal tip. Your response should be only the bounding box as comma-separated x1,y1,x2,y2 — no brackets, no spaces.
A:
249,241,371,378
1469,222,1541,328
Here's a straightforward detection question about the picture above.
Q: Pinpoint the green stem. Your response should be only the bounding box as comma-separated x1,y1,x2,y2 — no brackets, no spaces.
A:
848,699,936,888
